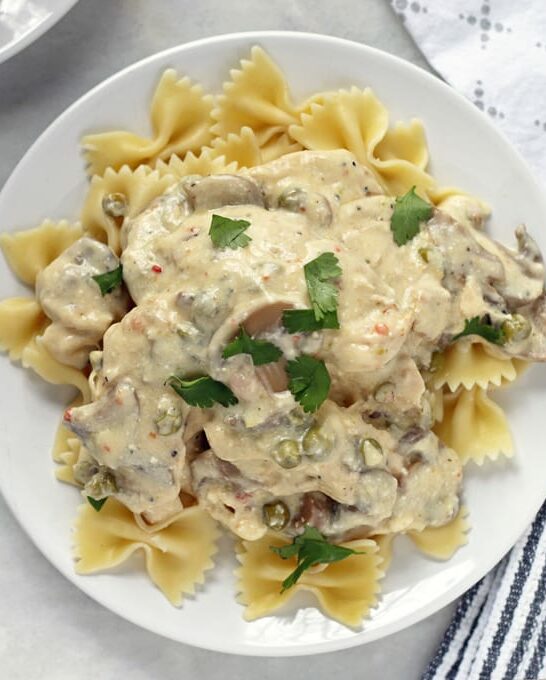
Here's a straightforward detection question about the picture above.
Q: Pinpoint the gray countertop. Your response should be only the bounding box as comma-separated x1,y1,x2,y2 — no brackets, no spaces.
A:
0,1,454,678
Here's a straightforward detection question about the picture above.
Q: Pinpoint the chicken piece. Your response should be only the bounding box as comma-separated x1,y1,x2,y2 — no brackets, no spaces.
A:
422,212,546,362
36,237,129,368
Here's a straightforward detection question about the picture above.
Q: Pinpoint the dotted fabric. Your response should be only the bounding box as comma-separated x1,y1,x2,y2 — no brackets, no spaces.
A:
390,0,546,185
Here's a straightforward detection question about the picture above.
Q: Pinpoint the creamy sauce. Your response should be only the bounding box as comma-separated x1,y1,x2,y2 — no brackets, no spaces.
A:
36,237,128,368
55,150,546,539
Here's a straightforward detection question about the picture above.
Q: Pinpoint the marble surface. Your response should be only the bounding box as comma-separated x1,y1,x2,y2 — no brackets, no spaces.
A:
0,1,454,677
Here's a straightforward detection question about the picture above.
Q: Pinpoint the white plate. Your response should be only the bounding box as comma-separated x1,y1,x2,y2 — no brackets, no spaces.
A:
1,31,546,657
0,0,78,64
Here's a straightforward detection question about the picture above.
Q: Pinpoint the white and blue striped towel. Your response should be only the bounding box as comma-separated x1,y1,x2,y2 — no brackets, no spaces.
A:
424,503,546,680
388,2,546,678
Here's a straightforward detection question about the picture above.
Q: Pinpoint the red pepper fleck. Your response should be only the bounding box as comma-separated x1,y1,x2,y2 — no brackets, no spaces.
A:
334,246,342,253
63,408,72,422
130,316,144,331
102,444,111,453
151,264,163,273
374,323,389,336
149,431,157,439
262,275,270,282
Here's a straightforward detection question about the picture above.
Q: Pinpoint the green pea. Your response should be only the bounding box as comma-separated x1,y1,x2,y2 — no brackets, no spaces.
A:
418,247,430,263
429,351,445,374
154,406,183,436
359,438,384,467
502,314,531,342
102,192,127,218
272,439,301,469
302,425,330,459
278,188,307,212
86,470,117,498
263,500,290,530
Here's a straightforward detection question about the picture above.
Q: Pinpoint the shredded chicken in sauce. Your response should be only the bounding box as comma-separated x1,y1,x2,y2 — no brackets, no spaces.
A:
37,150,546,540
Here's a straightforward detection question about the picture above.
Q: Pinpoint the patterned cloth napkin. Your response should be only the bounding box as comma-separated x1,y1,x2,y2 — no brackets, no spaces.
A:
388,2,546,678
390,0,546,186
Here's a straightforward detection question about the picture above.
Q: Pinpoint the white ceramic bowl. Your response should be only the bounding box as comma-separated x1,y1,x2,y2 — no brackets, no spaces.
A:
1,31,546,656
0,0,79,64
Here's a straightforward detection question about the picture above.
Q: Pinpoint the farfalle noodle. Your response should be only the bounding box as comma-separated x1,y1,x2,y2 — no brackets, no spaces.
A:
74,499,220,605
210,125,302,168
210,127,263,168
53,427,82,486
408,506,470,559
434,387,513,464
290,88,388,168
155,148,237,178
83,70,214,175
374,119,429,170
0,220,83,286
289,88,437,197
211,46,299,139
430,339,522,392
236,533,384,627
52,400,85,486
21,336,91,402
259,129,302,163
0,297,47,360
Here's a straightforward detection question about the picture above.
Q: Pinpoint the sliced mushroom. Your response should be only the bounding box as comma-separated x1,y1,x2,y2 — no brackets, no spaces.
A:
181,174,265,211
277,187,333,228
292,491,339,532
255,361,289,393
492,226,545,308
242,300,293,335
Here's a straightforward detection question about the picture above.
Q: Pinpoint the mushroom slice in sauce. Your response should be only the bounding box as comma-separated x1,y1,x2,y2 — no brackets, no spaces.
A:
277,187,333,228
181,174,265,211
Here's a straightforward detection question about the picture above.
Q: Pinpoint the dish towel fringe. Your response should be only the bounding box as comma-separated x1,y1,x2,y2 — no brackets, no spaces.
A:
388,2,546,678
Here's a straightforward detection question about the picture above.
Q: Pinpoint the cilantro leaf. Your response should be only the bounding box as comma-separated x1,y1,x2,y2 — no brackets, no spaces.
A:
282,309,340,333
270,526,365,592
209,214,251,249
87,496,107,512
286,355,330,413
92,264,123,295
452,316,506,345
222,326,283,366
304,252,342,321
167,374,238,408
390,186,432,246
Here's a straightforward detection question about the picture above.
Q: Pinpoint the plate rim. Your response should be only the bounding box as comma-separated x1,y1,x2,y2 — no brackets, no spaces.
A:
0,0,79,65
1,30,545,656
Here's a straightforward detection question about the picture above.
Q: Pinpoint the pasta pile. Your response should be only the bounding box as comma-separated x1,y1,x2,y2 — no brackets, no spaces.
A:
0,46,522,627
